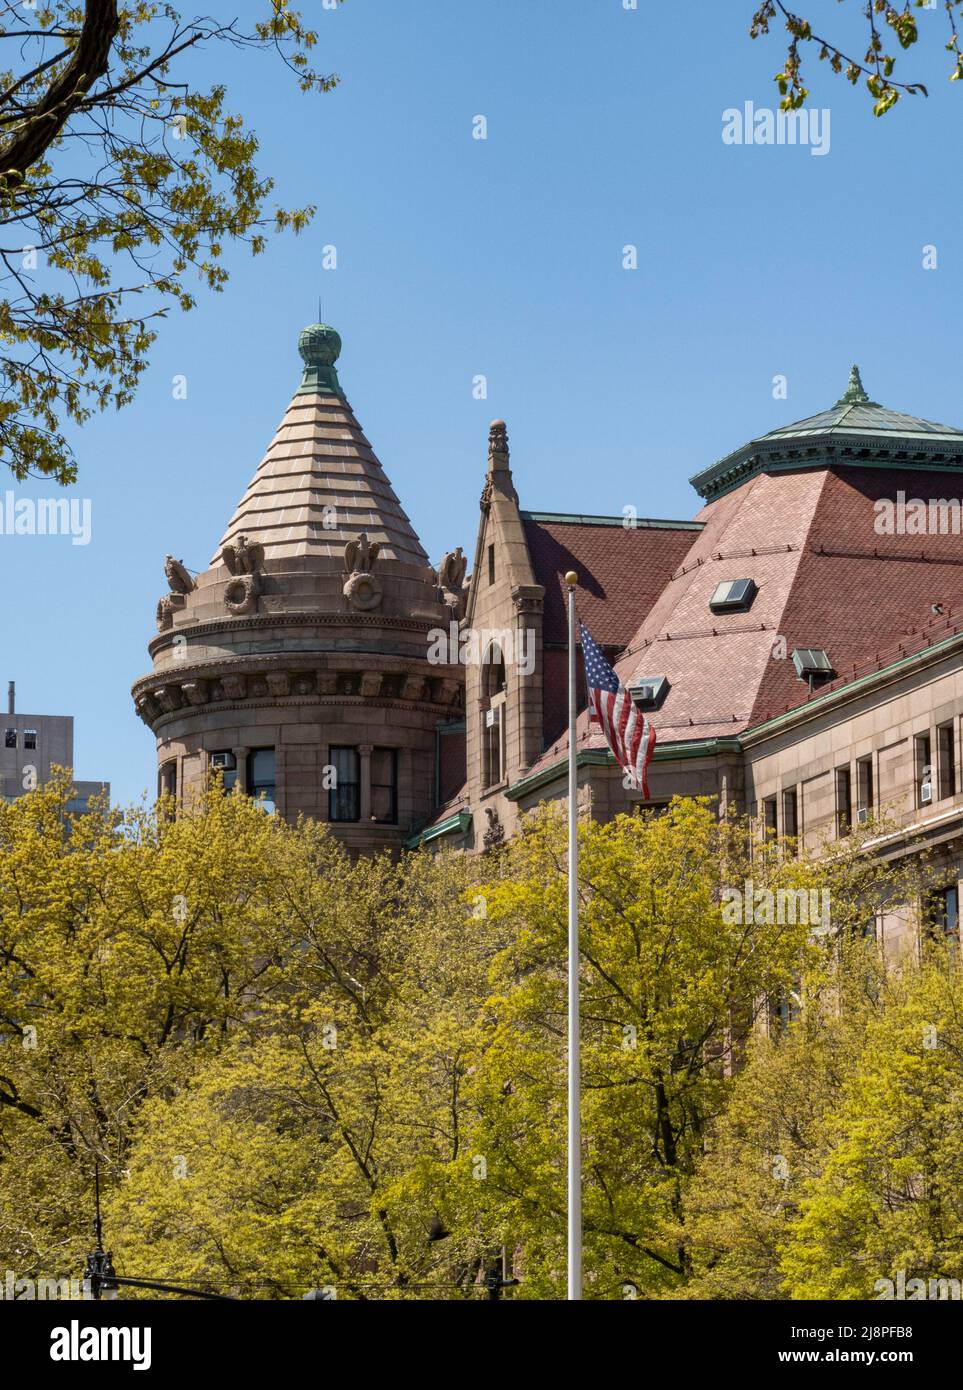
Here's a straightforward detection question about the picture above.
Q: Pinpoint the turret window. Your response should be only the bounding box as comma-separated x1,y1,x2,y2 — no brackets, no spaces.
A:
248,749,276,813
329,746,360,822
370,748,398,824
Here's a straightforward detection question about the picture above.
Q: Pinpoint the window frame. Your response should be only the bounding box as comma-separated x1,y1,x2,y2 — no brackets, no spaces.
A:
329,745,361,823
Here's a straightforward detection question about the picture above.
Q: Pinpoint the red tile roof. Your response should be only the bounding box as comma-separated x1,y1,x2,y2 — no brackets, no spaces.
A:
523,515,700,746
521,463,963,781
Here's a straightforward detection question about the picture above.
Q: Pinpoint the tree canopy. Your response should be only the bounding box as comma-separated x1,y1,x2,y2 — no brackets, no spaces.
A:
0,1,333,484
5,775,955,1299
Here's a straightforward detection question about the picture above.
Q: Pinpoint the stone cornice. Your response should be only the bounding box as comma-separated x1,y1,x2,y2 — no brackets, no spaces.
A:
147,610,444,660
691,437,963,502
132,652,465,733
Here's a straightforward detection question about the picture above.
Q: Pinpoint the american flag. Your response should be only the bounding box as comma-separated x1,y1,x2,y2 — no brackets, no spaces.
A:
580,622,656,799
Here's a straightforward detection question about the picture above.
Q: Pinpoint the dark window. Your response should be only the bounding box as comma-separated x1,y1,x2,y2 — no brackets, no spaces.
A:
709,578,757,613
856,756,873,821
915,733,933,808
247,749,276,813
835,766,852,838
938,722,956,800
329,746,360,823
762,796,777,837
369,750,397,822
782,787,798,846
927,886,959,942
482,642,506,698
483,705,503,788
209,750,237,791
370,748,398,824
4,729,16,749
481,643,506,788
487,543,495,585
23,729,36,750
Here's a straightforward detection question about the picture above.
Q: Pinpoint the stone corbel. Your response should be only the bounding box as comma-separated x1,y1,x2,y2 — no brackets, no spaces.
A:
155,685,184,714
181,680,210,706
436,678,460,706
402,674,427,702
221,674,247,701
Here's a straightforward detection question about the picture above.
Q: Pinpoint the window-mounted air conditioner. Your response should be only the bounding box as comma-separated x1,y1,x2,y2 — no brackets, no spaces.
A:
210,752,237,771
920,782,933,805
856,807,869,825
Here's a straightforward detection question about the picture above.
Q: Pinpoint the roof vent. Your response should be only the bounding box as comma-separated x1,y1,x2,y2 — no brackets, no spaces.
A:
629,676,669,711
792,648,834,679
709,578,757,613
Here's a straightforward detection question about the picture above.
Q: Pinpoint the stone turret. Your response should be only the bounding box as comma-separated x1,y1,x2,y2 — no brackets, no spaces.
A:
132,319,465,851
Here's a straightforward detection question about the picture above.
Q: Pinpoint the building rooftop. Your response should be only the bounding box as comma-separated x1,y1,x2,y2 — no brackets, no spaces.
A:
691,366,963,502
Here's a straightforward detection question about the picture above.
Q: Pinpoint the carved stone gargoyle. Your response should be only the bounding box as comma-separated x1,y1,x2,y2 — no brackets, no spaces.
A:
343,531,383,611
221,533,265,616
437,545,469,619
156,554,196,630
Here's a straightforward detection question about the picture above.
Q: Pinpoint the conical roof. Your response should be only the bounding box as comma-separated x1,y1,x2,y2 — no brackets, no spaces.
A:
212,322,429,566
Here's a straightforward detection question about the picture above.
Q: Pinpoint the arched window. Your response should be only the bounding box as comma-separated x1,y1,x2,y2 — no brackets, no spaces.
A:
481,642,507,788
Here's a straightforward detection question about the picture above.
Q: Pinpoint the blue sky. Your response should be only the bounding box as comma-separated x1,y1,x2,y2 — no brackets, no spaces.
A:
2,0,960,806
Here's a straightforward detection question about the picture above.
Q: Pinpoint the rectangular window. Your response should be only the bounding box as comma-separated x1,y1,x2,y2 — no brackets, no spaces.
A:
915,732,933,808
483,703,504,788
762,796,777,838
927,885,959,942
938,722,956,800
856,756,874,821
158,761,177,798
835,766,852,838
23,729,37,750
782,787,798,847
247,748,276,813
4,729,16,749
487,543,495,585
370,748,398,824
329,746,360,823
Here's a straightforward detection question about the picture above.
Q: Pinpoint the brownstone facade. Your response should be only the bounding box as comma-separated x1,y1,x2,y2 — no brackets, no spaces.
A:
132,322,466,854
133,336,963,959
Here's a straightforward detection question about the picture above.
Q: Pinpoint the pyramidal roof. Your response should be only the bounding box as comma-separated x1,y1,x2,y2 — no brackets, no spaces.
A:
212,321,429,566
691,365,963,502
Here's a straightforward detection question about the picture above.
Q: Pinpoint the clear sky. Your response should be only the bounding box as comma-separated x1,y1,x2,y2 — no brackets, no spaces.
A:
2,0,959,807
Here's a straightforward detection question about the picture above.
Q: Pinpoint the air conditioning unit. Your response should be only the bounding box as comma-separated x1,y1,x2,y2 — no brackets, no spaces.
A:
920,781,933,805
210,752,236,771
856,807,869,825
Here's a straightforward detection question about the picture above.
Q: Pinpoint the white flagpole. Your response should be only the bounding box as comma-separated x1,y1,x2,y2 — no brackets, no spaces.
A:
564,570,582,1301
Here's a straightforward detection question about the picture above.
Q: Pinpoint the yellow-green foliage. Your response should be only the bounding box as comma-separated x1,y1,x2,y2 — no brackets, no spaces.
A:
1,779,954,1300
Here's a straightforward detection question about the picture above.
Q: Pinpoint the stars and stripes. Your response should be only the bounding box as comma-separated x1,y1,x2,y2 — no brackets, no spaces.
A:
580,622,656,798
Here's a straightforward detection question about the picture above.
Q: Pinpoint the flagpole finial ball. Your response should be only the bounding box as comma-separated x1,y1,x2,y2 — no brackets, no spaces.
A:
564,571,578,587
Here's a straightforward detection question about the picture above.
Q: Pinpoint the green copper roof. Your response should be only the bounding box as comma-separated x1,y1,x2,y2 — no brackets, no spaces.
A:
691,366,963,501
296,321,344,396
